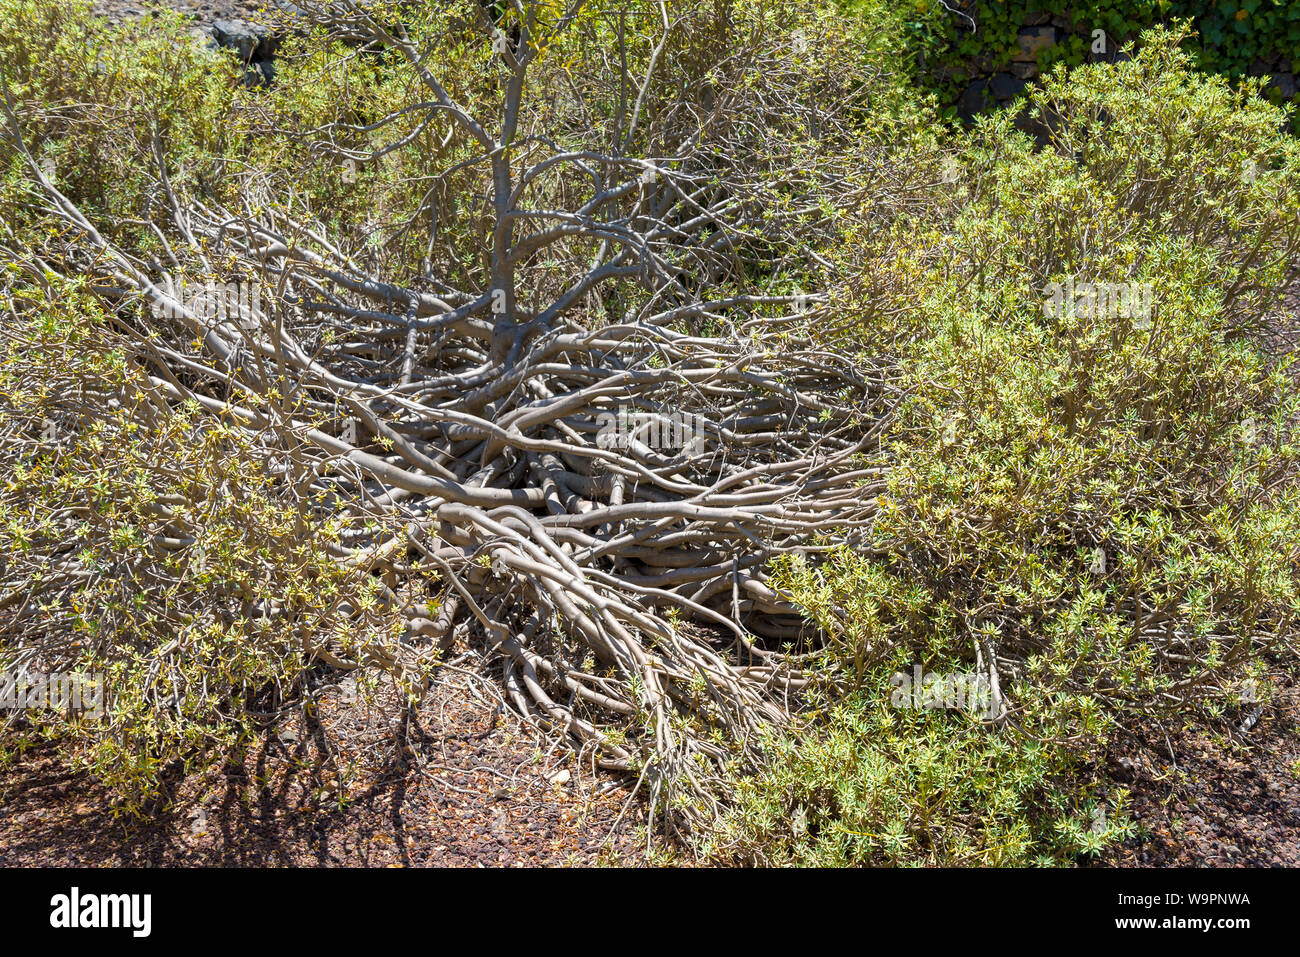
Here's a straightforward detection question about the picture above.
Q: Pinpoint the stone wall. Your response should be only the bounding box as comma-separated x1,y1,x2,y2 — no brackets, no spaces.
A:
939,10,1297,124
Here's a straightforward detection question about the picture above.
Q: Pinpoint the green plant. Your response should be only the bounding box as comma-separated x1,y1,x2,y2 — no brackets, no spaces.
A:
0,275,431,813
869,25,1299,719
2,1,1297,868
717,27,1300,865
713,661,1132,865
884,2,1300,125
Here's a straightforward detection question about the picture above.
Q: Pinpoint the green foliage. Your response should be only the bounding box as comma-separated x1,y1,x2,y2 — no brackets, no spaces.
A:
2,1,1298,864
0,276,427,813
719,27,1300,865
0,0,434,278
0,0,239,245
0,3,435,816
714,658,1131,866
886,1,1300,122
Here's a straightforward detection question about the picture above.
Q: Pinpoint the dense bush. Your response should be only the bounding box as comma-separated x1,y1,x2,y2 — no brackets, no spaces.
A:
714,658,1132,865
0,1,436,808
714,27,1300,865
1,1,1297,866
0,276,430,812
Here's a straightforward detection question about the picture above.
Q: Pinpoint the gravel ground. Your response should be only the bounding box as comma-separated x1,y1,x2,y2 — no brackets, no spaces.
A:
1098,668,1300,867
91,0,272,25
0,675,646,867
8,668,1297,868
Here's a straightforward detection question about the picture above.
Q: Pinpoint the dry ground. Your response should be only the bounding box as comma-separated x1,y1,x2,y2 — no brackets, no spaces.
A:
0,673,648,866
1097,668,1300,867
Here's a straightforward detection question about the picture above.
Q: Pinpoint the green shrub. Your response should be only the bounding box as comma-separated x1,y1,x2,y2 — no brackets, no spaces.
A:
0,1,458,812
0,0,238,244
717,27,1300,865
0,275,430,813
714,650,1130,866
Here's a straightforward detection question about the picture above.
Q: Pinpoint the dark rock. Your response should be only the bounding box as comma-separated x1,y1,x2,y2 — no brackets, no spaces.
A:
1012,105,1050,145
1013,26,1057,63
242,60,275,89
989,72,1028,100
956,80,991,120
1267,73,1296,99
1010,61,1040,80
212,20,258,61
212,18,279,63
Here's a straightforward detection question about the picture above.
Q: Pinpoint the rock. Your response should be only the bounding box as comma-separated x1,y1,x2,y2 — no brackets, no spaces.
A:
548,768,571,786
243,60,276,90
956,80,991,120
212,20,258,61
989,72,1028,100
490,808,509,837
1012,105,1049,144
1013,26,1057,63
1267,74,1297,99
188,26,220,54
1010,61,1040,80
211,19,279,63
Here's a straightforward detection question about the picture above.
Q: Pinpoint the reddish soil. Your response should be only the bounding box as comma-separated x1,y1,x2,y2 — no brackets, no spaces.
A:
1098,668,1300,867
0,674,646,867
